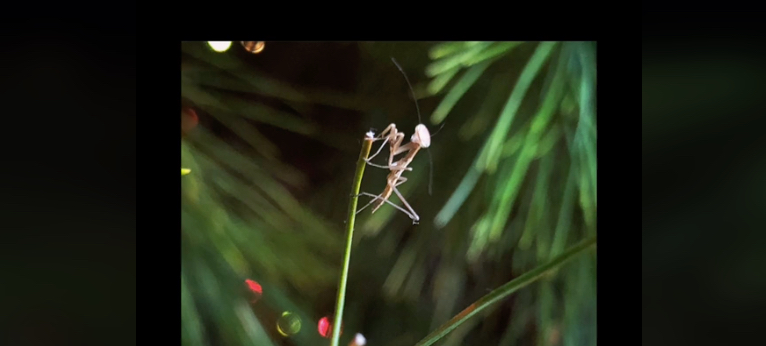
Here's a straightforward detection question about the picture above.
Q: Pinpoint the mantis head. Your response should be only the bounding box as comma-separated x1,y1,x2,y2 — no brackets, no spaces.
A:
412,124,431,148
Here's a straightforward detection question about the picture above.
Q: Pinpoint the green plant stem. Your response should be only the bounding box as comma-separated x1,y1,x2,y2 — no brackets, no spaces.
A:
413,235,597,346
331,134,374,346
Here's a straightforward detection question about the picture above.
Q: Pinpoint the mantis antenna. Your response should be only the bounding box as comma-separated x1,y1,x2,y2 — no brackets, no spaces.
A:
391,57,435,195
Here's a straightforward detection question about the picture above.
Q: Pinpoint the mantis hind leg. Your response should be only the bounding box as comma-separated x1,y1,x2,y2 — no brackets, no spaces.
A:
356,192,384,215
392,186,419,223
355,192,418,221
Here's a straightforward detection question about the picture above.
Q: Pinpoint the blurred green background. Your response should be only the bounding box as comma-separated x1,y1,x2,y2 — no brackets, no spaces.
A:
181,41,596,346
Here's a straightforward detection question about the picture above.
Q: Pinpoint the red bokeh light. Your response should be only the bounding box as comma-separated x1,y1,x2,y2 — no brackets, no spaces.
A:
317,316,343,338
181,108,198,135
245,279,262,303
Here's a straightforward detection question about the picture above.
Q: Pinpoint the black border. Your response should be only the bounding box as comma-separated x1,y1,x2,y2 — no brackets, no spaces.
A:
0,20,136,346
644,11,766,346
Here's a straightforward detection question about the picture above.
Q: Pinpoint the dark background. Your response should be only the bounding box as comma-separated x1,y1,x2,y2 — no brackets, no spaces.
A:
0,25,136,346
643,12,766,346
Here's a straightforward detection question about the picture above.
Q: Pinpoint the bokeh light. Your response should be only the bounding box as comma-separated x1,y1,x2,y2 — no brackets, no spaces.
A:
181,108,198,135
276,311,301,337
350,333,367,346
244,279,262,303
241,41,265,54
317,316,343,338
207,41,232,52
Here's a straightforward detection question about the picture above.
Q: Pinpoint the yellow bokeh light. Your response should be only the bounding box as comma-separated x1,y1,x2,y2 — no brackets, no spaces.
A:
276,311,301,337
207,41,232,52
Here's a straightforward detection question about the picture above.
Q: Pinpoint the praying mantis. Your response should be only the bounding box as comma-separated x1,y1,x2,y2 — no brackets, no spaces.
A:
356,58,432,224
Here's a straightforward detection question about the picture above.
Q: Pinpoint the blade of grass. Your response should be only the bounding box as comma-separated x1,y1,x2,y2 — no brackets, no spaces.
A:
575,43,597,225
500,119,531,158
538,281,555,346
384,244,419,297
210,111,280,161
463,41,524,66
457,74,513,141
427,66,461,95
330,133,374,346
534,123,562,158
431,59,493,124
498,290,533,346
191,134,340,252
181,271,205,346
479,41,558,171
426,42,493,77
184,85,317,136
434,156,483,228
442,313,482,346
430,263,464,330
434,43,557,228
549,159,578,259
578,147,596,231
234,301,276,346
485,53,567,239
487,143,536,242
429,41,485,60
466,213,491,261
413,235,597,346
518,153,554,250
192,129,304,195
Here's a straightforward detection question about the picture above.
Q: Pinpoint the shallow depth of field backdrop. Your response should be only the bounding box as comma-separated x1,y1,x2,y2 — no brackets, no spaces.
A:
181,41,596,346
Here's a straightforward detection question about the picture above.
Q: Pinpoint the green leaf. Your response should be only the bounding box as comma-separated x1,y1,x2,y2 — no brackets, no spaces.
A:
484,47,567,240
549,165,578,259
479,42,559,171
518,153,554,250
413,236,596,346
426,42,493,77
427,66,461,95
535,123,562,158
181,271,205,346
433,158,483,228
430,59,493,124
428,41,486,60
434,43,558,228
463,41,524,66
